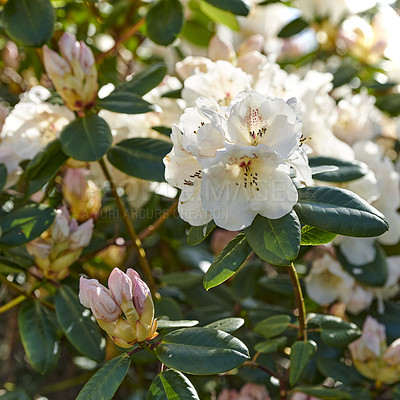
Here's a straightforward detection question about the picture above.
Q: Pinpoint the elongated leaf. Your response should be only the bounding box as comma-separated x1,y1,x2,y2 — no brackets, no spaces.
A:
0,257,26,274
254,315,291,339
336,244,387,287
205,318,244,334
376,93,400,116
320,316,361,347
203,0,250,16
156,327,249,375
289,341,317,386
278,17,308,38
2,0,54,47
147,369,200,400
18,301,60,374
187,221,216,246
0,164,7,192
55,286,105,363
316,357,363,385
157,320,199,329
23,139,68,196
146,0,184,45
60,115,112,162
294,187,388,237
244,211,301,266
309,156,368,182
0,204,55,247
255,337,287,353
203,233,252,290
98,91,157,114
199,0,240,30
107,138,172,182
301,226,337,246
293,386,351,399
76,354,131,400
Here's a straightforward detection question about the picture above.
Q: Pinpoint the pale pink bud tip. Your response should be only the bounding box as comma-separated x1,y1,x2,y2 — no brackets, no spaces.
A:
43,45,71,76
59,32,80,62
126,268,150,314
108,268,133,305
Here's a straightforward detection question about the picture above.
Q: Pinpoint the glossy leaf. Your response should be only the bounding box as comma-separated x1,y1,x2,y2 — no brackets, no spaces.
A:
289,341,317,386
146,0,184,45
293,386,351,399
18,301,60,374
199,0,240,30
203,233,252,290
0,204,55,247
203,0,250,16
254,315,291,339
278,17,308,38
316,357,363,385
107,138,172,182
187,221,216,246
205,317,245,333
60,115,112,162
301,226,337,246
244,211,301,266
75,354,131,400
98,91,157,114
254,337,287,353
2,0,54,47
294,187,389,237
156,327,249,375
55,286,105,363
320,316,361,347
147,369,200,400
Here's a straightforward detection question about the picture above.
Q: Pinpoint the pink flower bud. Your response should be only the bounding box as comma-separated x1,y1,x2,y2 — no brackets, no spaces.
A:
26,239,51,259
63,168,88,199
59,32,80,63
51,207,71,242
69,218,94,250
108,268,133,305
383,338,400,366
79,41,95,74
43,45,71,76
237,34,264,56
208,35,234,61
126,268,150,314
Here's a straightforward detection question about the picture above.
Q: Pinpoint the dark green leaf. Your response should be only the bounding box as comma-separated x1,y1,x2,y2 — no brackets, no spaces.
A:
203,0,250,16
199,0,240,30
156,327,249,375
254,315,291,339
157,320,199,329
316,357,363,385
290,341,317,386
205,317,245,333
309,156,368,182
98,91,157,114
0,257,26,274
60,115,112,162
332,62,359,88
23,139,68,196
2,0,54,47
161,88,182,99
320,316,361,347
147,369,200,400
146,0,184,46
152,126,172,137
254,337,287,353
107,138,172,182
18,301,60,374
0,164,7,192
244,211,301,266
203,233,252,290
187,221,216,245
294,187,388,237
0,204,55,247
301,226,337,246
278,17,308,38
55,286,105,363
376,93,400,116
75,354,131,400
293,386,351,399
0,390,31,400
336,244,388,287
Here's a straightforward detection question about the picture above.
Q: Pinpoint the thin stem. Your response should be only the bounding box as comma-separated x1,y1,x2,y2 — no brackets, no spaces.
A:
138,199,178,240
287,262,307,341
127,346,144,357
0,295,26,314
98,158,155,290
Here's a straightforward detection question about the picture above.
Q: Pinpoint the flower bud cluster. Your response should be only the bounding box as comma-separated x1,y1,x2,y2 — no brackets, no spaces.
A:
79,268,157,348
43,33,98,112
27,207,93,280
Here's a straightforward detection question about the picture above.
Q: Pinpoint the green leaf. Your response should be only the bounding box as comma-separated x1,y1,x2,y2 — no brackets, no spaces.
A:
203,0,250,16
152,126,172,137
146,0,184,46
55,286,105,363
290,341,317,386
156,327,249,375
157,320,199,329
301,226,337,246
0,390,31,400
199,0,240,30
18,301,60,374
2,0,54,47
107,138,172,182
119,63,167,96
294,187,389,237
254,337,287,353
98,91,157,114
244,211,301,266
203,233,252,290
147,369,200,400
0,257,26,274
0,164,7,192
187,221,216,245
23,139,68,196
293,386,351,399
309,156,368,182
278,17,308,38
182,20,214,47
60,115,112,162
316,357,363,385
336,244,388,287
75,354,131,400
0,204,55,247
161,88,182,99
320,316,361,347
254,315,291,339
332,62,359,88
393,384,400,400
205,317,245,333
376,93,400,116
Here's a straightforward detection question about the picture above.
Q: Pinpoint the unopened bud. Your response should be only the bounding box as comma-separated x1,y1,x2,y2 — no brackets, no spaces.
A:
236,34,264,56
208,35,234,62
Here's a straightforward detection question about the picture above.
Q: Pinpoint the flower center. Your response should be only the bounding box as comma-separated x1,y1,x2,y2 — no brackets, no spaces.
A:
244,107,268,145
237,158,259,191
